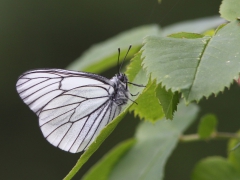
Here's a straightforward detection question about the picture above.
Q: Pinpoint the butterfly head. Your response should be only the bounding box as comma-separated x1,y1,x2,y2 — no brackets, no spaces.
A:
110,73,129,91
117,73,128,84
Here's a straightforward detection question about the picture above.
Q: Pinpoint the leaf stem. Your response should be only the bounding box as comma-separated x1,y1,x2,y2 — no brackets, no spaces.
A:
179,132,240,142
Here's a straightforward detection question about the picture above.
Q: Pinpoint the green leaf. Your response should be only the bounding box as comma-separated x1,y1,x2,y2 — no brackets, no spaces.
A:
125,52,149,91
162,16,226,36
220,0,240,21
108,102,199,180
231,142,240,151
127,52,164,123
82,139,136,180
129,80,164,122
125,51,149,111
142,20,240,103
169,32,205,39
142,32,210,103
197,114,218,139
203,29,216,36
191,157,240,180
156,85,179,120
64,52,148,180
67,24,161,73
228,132,240,172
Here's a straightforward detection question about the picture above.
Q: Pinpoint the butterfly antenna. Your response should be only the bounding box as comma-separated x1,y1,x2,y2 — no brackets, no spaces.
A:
117,48,121,75
127,97,138,105
119,45,132,72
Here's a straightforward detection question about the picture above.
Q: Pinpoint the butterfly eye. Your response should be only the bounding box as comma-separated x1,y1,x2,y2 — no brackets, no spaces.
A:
118,73,127,83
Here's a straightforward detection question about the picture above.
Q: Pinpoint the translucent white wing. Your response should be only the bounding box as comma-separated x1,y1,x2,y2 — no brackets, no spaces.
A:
16,69,111,115
16,69,121,153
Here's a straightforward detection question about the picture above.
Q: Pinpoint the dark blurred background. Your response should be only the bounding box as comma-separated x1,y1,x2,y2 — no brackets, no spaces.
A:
2,0,239,179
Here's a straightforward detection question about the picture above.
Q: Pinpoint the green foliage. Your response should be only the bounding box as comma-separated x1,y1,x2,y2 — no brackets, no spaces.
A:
169,32,205,39
125,52,149,96
82,139,136,180
192,135,240,180
142,33,210,103
83,102,199,180
228,132,240,172
192,157,240,180
162,16,225,36
67,24,161,73
142,20,240,103
220,0,240,21
197,114,218,139
127,52,165,122
129,80,164,122
156,85,179,120
63,2,240,179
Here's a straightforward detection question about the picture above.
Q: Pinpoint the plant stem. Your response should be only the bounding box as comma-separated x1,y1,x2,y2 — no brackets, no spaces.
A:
179,132,240,142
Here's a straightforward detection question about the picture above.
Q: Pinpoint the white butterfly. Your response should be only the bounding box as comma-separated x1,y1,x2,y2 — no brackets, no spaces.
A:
16,47,143,153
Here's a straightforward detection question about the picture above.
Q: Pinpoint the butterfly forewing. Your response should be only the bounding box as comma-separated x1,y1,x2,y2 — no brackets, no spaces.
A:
16,69,125,153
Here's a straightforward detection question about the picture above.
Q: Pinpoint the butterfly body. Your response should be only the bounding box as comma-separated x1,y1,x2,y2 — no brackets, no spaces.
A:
110,73,129,106
16,69,130,153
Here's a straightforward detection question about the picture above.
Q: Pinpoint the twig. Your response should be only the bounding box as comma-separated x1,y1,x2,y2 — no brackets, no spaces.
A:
179,132,240,142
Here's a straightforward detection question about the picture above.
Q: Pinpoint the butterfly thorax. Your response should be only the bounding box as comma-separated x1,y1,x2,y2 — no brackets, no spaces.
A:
110,73,129,106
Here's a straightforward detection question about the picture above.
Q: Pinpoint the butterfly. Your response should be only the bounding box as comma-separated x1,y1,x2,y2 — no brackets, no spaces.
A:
16,46,144,153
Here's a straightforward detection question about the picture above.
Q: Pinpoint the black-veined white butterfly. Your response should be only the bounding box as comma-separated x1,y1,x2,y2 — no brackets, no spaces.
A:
16,46,144,153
